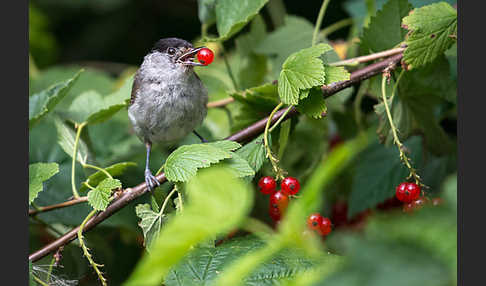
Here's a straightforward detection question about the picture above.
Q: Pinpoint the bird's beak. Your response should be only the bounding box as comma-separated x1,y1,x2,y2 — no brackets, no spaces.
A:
177,47,206,66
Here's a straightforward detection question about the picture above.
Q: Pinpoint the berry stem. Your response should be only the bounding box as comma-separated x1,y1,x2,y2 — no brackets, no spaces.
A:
264,102,286,180
312,0,332,47
381,74,422,186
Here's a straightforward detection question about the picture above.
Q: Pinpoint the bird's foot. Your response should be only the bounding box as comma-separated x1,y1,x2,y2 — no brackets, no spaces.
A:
144,169,160,193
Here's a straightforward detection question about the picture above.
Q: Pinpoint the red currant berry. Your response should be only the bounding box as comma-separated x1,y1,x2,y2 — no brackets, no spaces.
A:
268,203,281,222
270,191,289,215
197,48,214,65
281,177,300,196
395,182,421,203
403,196,429,213
258,176,276,195
319,217,332,236
307,213,324,231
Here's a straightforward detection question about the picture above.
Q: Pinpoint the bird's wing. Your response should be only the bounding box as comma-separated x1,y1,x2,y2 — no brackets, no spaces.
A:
130,71,142,106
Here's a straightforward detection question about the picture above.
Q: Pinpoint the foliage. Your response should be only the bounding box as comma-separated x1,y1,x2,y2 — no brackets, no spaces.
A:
29,0,457,286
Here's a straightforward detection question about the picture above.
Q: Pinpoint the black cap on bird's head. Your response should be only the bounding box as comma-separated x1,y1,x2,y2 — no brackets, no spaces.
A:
151,37,205,66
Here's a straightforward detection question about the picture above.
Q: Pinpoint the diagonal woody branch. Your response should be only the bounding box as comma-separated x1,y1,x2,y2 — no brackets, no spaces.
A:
29,52,403,262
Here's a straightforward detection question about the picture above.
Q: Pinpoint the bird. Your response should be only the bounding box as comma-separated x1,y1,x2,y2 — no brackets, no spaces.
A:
128,37,209,192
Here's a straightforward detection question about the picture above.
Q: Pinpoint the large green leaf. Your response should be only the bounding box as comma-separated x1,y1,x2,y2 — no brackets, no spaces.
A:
165,236,319,286
214,0,269,41
60,75,132,125
278,44,332,105
254,16,314,78
297,88,328,119
135,204,165,251
29,162,59,204
29,70,82,128
361,0,412,52
165,141,247,182
123,167,253,286
402,2,457,68
79,162,137,193
347,136,422,217
87,178,121,211
53,116,90,165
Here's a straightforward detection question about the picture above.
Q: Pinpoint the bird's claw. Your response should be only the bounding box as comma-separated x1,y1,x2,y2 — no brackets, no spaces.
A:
144,169,160,193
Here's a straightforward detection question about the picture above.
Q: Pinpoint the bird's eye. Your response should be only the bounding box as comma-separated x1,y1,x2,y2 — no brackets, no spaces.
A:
167,47,176,55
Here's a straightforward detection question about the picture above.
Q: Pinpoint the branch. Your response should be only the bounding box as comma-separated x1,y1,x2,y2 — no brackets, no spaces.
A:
29,197,88,216
207,97,235,108
29,52,403,262
329,47,405,66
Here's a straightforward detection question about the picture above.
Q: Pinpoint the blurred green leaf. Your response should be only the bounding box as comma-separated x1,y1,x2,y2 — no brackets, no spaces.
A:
124,167,253,286
29,162,59,204
53,116,90,165
361,0,412,53
87,178,121,211
214,0,269,41
29,70,82,129
443,173,457,212
348,136,422,217
198,0,217,25
402,2,457,68
79,162,137,193
135,204,165,251
255,16,314,78
29,260,35,286
165,141,241,182
278,44,332,105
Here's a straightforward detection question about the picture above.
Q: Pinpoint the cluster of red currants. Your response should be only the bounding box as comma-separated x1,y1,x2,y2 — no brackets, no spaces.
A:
395,182,442,213
307,213,332,236
258,176,300,223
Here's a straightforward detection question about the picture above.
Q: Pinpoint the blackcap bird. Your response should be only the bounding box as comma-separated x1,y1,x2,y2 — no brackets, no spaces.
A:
128,38,209,192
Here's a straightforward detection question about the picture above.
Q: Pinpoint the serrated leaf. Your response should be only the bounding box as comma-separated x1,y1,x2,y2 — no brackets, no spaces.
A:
214,0,269,41
87,178,121,211
60,76,132,125
219,152,255,178
402,2,457,68
135,204,164,251
324,65,351,84
79,162,137,192
165,236,320,286
29,70,82,129
361,0,412,52
53,116,89,164
278,44,332,105
348,137,422,217
29,162,59,204
235,134,268,173
255,16,315,78
207,140,242,152
124,167,253,286
164,141,235,182
297,88,327,119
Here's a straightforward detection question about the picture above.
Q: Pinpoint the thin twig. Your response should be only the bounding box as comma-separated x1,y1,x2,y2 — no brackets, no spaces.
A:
71,122,87,199
319,18,354,39
29,53,403,263
29,197,89,216
312,0,332,46
207,97,235,108
329,47,405,66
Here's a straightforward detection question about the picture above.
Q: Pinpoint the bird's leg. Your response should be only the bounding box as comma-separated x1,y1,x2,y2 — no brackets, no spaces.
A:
193,131,208,143
144,142,160,192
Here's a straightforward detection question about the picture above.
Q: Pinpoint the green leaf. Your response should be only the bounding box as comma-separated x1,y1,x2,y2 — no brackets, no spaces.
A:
324,65,351,84
402,2,457,68
235,134,268,173
53,116,90,164
165,236,319,286
164,141,241,182
29,162,59,204
60,76,132,125
297,88,328,119
361,0,412,52
255,16,314,78
87,178,121,211
135,204,164,251
79,162,137,193
347,136,422,218
219,152,255,178
214,0,269,41
443,173,457,212
235,15,267,57
278,44,332,105
29,69,82,128
123,167,253,286
198,0,217,25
